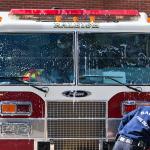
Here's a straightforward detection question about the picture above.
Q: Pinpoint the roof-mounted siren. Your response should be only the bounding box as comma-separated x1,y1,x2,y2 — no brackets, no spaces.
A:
9,9,140,22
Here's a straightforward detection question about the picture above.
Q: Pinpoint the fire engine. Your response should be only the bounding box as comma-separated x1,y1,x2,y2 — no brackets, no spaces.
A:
0,9,150,150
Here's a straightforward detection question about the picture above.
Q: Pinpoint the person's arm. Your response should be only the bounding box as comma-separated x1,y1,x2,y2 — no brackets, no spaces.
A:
118,107,139,132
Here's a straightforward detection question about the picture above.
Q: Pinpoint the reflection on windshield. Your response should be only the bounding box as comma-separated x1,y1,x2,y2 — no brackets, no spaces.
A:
0,33,74,85
79,33,150,85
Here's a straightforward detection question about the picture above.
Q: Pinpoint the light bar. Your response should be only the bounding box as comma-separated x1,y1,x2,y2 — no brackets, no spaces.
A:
10,9,139,16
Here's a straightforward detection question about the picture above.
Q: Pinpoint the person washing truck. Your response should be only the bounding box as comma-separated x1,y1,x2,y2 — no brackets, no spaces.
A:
113,106,150,150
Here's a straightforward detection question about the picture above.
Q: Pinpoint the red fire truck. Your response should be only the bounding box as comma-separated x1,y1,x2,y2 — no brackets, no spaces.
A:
0,9,150,150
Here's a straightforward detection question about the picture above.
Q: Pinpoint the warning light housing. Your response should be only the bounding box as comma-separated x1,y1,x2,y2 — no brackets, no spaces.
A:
9,9,140,16
2,104,16,114
121,100,150,116
9,9,140,22
122,101,137,115
1,101,32,116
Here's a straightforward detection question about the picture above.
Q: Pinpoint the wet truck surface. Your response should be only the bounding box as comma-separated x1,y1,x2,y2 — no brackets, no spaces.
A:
0,9,150,150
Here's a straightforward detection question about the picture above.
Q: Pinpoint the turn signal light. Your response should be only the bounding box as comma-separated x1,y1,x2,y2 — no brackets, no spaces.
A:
147,17,150,23
1,102,32,116
2,104,16,114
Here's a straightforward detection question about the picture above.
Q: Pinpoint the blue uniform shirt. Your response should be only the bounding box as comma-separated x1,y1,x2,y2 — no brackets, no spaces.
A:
118,106,150,145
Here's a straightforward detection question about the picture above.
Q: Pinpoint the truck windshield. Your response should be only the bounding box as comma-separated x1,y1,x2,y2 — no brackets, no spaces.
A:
0,33,74,85
79,33,150,85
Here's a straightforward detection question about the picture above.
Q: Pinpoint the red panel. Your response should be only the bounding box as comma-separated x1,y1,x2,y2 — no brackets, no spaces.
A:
0,140,34,150
108,92,150,118
0,92,45,118
10,9,139,16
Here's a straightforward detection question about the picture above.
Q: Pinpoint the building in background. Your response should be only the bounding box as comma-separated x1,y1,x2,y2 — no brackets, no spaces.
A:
0,0,150,15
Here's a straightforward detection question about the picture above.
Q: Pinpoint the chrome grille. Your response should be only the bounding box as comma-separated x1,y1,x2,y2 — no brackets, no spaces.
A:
47,101,106,118
53,139,99,150
48,119,105,138
47,101,106,149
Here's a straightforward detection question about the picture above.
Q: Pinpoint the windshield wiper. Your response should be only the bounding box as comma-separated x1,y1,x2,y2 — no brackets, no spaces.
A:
80,75,142,92
0,76,49,94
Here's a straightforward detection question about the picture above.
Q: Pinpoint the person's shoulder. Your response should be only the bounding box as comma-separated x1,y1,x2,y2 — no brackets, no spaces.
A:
138,106,150,112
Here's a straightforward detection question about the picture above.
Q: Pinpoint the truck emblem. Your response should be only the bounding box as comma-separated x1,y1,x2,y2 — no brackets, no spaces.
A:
62,90,91,97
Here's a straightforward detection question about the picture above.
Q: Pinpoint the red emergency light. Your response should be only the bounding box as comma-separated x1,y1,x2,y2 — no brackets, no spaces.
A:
122,101,137,115
9,9,140,16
